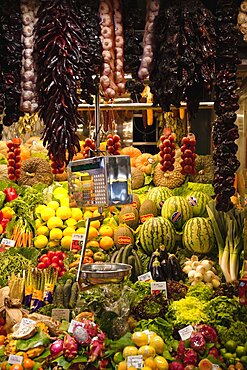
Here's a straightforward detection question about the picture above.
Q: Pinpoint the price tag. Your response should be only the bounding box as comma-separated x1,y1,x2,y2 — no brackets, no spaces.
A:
70,234,85,251
19,318,36,329
127,355,143,369
151,282,167,297
178,325,194,341
72,234,85,241
212,365,219,370
8,355,23,365
138,272,152,282
0,238,15,247
52,309,70,322
68,319,80,333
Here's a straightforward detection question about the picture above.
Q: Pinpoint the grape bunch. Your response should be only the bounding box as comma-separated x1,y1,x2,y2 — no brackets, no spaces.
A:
50,155,65,175
180,134,196,175
159,134,176,172
81,138,96,158
106,134,121,155
6,138,22,181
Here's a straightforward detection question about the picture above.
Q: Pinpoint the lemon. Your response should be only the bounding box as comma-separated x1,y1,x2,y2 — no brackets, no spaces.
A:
90,220,101,229
60,198,70,207
35,204,47,215
63,227,76,236
34,235,48,249
87,226,99,240
83,210,93,219
113,352,124,364
123,346,138,359
47,216,64,229
35,219,42,228
76,227,86,234
40,207,56,221
65,218,78,227
138,346,156,360
47,200,60,210
56,206,72,220
61,235,72,250
144,358,156,370
37,225,49,237
142,367,153,370
149,336,165,355
71,208,83,221
132,332,149,347
53,187,68,198
154,356,168,370
117,362,127,370
50,228,63,240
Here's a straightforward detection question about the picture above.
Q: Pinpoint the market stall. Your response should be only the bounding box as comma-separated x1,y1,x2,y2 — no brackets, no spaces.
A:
0,0,247,370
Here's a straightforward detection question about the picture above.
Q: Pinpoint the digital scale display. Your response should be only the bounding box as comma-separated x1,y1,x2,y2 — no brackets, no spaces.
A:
71,161,101,172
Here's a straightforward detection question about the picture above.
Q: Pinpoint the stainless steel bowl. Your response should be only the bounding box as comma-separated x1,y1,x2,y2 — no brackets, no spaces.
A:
78,263,132,286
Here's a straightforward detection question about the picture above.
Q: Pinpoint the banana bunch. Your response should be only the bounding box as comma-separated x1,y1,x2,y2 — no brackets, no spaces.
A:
110,244,143,282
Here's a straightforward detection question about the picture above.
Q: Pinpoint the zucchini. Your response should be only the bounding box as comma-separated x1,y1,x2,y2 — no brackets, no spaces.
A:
69,282,79,309
63,279,73,308
115,247,125,263
131,250,143,275
121,244,133,264
128,255,137,282
53,284,64,307
110,250,119,263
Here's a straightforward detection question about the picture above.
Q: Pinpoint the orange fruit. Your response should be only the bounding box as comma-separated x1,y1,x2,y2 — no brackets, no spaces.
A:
118,362,127,370
23,359,35,370
145,358,156,370
99,236,114,250
86,240,100,248
87,226,99,240
99,225,114,237
0,335,5,345
9,365,23,370
1,361,7,370
90,220,101,229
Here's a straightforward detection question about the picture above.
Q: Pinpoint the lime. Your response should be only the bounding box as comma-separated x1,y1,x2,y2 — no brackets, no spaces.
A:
236,346,246,358
223,352,234,361
113,352,124,364
241,355,247,365
225,340,237,354
220,348,227,355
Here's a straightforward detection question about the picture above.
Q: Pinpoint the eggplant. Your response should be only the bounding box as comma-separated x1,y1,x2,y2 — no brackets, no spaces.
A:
158,244,169,263
148,249,160,272
160,258,172,281
168,254,183,281
151,259,165,282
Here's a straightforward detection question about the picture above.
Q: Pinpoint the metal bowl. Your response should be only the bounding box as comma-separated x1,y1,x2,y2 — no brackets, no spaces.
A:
78,263,132,285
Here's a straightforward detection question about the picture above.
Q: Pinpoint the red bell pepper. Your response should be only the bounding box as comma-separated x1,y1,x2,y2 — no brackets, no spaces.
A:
3,187,18,202
0,218,10,232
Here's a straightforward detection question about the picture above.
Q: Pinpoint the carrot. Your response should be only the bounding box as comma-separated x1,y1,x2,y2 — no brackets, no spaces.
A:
13,227,21,243
179,107,186,120
22,232,27,248
28,232,33,248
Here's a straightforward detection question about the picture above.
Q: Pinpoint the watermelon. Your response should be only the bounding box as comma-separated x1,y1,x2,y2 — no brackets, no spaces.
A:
182,217,215,254
161,196,193,230
146,186,173,214
186,191,211,217
139,216,176,255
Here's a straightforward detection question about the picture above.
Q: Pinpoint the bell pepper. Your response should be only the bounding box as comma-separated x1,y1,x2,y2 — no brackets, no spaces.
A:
83,256,94,264
85,249,94,257
0,218,10,232
1,207,14,220
3,187,18,202
0,191,5,208
93,252,106,262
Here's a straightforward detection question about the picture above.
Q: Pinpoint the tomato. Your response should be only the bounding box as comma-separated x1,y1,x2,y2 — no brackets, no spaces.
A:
9,364,23,370
47,251,56,260
184,149,192,157
62,253,67,259
14,148,21,155
8,159,15,167
0,335,5,345
51,262,58,269
37,262,46,269
55,250,63,259
106,137,113,146
23,359,34,370
163,139,171,147
15,155,21,162
7,152,15,160
52,256,59,264
42,257,50,267
40,254,48,262
58,260,64,268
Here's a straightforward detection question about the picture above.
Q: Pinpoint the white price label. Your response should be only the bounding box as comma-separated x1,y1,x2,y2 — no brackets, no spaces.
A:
1,238,15,247
151,282,167,297
138,272,152,282
127,355,143,369
52,309,70,322
72,234,85,241
68,319,80,333
212,365,219,370
8,355,23,365
19,318,36,329
178,325,194,341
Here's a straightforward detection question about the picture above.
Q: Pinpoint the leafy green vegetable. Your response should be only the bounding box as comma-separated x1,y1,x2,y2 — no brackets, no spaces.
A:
166,296,208,328
16,329,50,351
216,321,247,346
105,332,133,357
0,248,32,286
135,318,173,340
205,296,247,327
187,182,214,196
186,282,213,302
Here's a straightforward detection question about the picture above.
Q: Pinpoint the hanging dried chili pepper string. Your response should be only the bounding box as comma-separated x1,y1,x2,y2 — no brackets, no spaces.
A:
0,0,23,131
212,0,240,212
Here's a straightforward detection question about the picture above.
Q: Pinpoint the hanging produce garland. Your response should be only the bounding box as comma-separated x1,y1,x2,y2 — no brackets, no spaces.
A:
149,0,216,118
0,0,23,131
34,0,100,164
212,0,241,212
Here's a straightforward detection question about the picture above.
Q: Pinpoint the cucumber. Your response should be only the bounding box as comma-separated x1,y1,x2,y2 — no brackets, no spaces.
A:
63,279,72,308
121,244,133,264
128,255,137,282
69,282,79,309
110,250,119,263
53,284,64,307
115,247,125,263
131,250,143,275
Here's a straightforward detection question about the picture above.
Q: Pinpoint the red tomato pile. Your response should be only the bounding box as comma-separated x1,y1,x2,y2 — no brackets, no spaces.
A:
180,134,197,175
106,134,121,155
37,250,67,277
6,138,22,181
50,154,65,175
82,138,96,158
159,134,176,172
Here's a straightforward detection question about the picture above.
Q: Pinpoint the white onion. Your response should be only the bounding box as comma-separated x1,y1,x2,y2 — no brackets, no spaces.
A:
194,272,203,282
203,270,215,283
191,255,199,262
205,282,213,289
183,265,192,274
196,265,205,275
192,261,200,269
212,279,221,288
200,260,212,271
184,260,193,266
188,270,196,280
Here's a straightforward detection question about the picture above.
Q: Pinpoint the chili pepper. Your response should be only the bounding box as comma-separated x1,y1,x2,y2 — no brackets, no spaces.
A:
3,188,18,202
